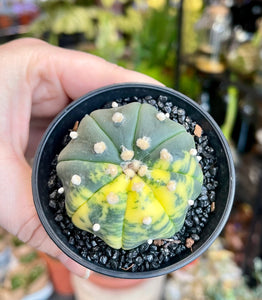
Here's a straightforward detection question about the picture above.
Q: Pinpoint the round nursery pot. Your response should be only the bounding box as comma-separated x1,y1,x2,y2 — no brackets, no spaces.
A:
88,273,145,289
32,83,235,279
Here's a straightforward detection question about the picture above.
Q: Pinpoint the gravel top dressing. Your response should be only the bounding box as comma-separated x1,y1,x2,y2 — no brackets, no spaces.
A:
47,95,217,273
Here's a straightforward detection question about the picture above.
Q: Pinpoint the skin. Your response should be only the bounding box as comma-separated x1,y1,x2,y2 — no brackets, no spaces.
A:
0,38,161,277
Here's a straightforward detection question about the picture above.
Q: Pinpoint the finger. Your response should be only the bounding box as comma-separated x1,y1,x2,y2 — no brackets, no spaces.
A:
47,44,164,100
36,231,91,278
57,50,162,100
58,253,91,279
14,38,163,118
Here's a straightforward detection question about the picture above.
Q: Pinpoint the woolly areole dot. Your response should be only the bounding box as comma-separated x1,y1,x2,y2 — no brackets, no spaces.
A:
136,136,151,150
156,112,166,121
138,165,148,177
107,192,119,205
112,112,124,123
123,168,135,178
106,164,118,177
190,148,197,156
160,148,173,162
143,216,152,225
120,147,134,161
129,160,141,172
94,141,107,154
167,180,177,192
132,182,144,193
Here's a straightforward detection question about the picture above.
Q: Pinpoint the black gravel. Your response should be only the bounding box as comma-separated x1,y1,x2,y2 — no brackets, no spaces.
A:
47,95,218,273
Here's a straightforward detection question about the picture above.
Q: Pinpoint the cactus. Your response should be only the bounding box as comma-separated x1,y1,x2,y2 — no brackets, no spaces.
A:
56,102,203,250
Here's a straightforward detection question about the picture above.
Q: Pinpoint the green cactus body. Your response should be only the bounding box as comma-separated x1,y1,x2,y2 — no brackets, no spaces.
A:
57,102,203,250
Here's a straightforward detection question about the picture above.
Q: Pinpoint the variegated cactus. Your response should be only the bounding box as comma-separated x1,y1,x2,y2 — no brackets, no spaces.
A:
56,102,203,250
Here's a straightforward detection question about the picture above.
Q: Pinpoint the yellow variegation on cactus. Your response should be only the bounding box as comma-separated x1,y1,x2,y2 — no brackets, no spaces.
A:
56,102,203,250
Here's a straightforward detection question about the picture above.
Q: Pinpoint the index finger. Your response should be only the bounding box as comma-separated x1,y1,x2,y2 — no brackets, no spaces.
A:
54,46,163,100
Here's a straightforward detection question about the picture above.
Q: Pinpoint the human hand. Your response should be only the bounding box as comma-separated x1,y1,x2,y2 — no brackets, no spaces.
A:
0,38,161,277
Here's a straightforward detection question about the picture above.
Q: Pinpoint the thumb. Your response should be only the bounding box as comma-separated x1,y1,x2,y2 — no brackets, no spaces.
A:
45,42,163,100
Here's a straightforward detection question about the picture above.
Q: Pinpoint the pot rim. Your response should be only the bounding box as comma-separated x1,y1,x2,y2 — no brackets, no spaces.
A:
32,83,235,279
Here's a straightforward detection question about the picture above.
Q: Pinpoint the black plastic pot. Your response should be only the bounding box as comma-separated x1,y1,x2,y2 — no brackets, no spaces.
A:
32,83,235,279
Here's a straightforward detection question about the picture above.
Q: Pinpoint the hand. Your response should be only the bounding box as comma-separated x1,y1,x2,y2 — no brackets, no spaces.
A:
0,38,161,277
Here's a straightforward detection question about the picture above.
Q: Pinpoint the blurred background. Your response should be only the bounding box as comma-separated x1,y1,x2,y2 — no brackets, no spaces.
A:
1,0,262,299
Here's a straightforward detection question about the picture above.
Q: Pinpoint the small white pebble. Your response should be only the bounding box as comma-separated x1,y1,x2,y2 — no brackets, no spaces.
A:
197,155,202,162
188,199,194,206
156,112,166,121
189,148,197,156
160,148,173,162
69,131,78,139
123,168,135,178
138,165,148,177
136,136,151,150
167,180,177,192
107,192,119,205
71,174,81,186
111,101,118,108
58,187,64,194
105,164,118,177
92,223,100,232
143,216,152,225
132,182,144,193
165,113,170,119
94,141,107,154
120,147,134,161
112,112,124,124
147,239,153,245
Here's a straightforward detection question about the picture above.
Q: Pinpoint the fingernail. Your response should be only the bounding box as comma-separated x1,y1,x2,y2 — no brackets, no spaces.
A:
83,269,91,279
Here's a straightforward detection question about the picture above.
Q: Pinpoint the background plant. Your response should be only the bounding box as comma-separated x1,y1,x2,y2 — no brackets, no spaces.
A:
27,0,181,85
